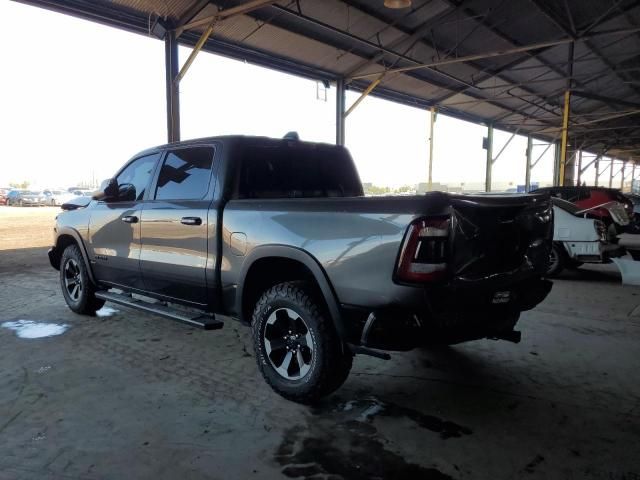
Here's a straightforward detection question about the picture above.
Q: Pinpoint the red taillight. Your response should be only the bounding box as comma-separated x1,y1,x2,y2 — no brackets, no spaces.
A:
395,217,450,283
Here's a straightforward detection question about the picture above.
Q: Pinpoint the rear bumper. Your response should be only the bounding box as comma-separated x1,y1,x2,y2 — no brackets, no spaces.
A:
564,241,625,262
344,277,552,351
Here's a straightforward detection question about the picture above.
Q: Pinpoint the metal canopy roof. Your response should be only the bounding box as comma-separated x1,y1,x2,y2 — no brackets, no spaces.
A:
17,0,640,158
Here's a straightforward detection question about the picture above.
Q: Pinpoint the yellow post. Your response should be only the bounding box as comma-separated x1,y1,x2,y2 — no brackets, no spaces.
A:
428,106,436,191
558,89,571,186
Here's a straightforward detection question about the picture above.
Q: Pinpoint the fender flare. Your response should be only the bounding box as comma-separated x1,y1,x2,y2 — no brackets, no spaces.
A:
54,226,98,285
236,245,345,339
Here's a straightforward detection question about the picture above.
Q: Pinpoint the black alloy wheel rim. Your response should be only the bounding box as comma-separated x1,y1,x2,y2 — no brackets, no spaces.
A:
64,258,83,301
263,307,314,380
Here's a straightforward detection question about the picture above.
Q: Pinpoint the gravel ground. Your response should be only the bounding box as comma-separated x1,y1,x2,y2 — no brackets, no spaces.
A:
0,206,639,479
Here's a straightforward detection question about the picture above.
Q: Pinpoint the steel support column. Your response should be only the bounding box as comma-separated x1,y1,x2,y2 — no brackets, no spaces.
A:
609,158,614,188
632,163,637,191
165,30,180,143
525,135,532,192
485,124,493,192
595,156,600,186
558,90,571,185
621,162,626,190
428,106,436,191
576,149,583,186
336,78,346,146
553,140,561,186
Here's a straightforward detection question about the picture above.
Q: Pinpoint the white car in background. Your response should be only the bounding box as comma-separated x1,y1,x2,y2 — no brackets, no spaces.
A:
548,198,625,276
71,189,93,197
43,189,74,206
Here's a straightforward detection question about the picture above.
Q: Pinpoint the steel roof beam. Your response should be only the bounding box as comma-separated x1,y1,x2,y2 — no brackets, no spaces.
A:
342,1,464,78
241,2,557,126
571,91,640,110
175,0,212,34
338,2,577,129
341,0,563,114
529,0,640,99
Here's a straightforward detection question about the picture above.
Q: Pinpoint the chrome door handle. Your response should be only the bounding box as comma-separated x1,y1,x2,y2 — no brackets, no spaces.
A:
181,217,202,226
122,215,138,224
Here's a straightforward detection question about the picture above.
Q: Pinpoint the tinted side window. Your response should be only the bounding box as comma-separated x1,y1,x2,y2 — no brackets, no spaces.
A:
116,154,160,201
155,147,214,200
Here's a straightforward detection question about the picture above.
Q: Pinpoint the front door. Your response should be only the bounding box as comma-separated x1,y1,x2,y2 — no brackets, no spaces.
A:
89,153,160,289
139,146,216,306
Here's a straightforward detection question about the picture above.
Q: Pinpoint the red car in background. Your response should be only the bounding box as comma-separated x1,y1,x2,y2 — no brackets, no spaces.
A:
0,188,11,205
532,186,633,225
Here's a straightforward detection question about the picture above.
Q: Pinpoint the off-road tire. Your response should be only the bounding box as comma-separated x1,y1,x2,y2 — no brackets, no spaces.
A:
546,242,566,278
60,244,105,315
252,282,352,404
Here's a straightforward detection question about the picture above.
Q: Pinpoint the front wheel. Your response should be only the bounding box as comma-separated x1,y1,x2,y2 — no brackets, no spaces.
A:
252,282,352,403
60,244,105,315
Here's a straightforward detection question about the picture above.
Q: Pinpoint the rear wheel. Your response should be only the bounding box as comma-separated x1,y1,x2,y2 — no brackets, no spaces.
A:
546,243,566,277
252,282,352,403
60,244,105,315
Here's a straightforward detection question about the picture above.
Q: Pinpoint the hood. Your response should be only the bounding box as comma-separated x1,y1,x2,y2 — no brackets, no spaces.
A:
61,196,92,211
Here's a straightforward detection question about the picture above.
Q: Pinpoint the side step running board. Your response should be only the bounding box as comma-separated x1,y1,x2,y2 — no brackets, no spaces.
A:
95,291,223,330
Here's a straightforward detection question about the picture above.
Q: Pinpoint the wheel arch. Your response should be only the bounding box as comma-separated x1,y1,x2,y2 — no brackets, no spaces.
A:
237,246,345,339
53,227,97,284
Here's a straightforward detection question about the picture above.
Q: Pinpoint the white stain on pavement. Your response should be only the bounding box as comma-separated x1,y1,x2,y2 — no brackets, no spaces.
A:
96,306,119,317
1,320,69,339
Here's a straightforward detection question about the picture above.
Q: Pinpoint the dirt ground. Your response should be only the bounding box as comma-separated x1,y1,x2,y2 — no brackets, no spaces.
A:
1,206,639,479
0,206,59,250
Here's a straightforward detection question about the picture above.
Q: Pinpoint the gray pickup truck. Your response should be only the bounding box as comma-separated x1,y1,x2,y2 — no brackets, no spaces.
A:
49,135,553,403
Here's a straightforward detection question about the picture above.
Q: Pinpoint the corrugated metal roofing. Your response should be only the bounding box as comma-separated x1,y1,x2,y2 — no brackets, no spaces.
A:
17,0,640,158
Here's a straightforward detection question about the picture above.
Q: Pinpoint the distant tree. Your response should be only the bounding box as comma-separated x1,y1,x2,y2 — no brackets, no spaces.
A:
364,184,390,196
9,181,29,189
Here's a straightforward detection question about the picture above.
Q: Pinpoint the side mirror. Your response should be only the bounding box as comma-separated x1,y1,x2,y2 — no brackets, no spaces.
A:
93,178,119,201
117,183,137,202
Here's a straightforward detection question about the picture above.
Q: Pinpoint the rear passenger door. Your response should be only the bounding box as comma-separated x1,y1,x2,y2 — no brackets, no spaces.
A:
139,146,216,306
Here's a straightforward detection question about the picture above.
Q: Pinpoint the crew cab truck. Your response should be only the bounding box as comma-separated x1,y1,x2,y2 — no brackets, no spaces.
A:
49,135,553,403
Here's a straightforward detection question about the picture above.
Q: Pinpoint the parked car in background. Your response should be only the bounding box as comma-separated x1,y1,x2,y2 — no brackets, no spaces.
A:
548,198,625,276
0,188,11,205
71,189,93,197
533,186,633,226
43,189,74,206
7,189,46,206
48,135,554,403
625,193,640,213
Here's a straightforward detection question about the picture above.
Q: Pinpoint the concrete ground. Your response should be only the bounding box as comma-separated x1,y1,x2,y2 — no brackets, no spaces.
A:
1,206,639,480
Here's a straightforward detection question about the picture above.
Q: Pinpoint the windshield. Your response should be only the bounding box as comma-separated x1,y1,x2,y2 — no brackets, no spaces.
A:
26,191,41,195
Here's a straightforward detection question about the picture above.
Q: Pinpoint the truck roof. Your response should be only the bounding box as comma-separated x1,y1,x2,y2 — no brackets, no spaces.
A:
134,135,344,158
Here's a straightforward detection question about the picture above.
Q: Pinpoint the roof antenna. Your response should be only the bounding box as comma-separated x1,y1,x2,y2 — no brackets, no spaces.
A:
283,131,300,141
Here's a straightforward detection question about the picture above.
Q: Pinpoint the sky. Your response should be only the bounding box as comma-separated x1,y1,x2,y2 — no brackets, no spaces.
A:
0,1,563,192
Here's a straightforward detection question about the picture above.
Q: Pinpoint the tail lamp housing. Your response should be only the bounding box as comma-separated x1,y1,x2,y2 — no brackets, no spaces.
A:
594,219,608,242
395,216,450,283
